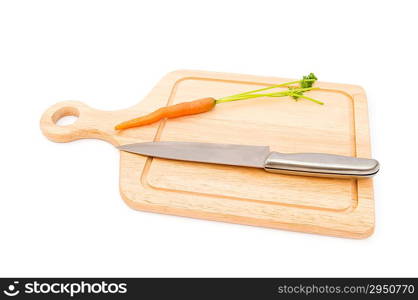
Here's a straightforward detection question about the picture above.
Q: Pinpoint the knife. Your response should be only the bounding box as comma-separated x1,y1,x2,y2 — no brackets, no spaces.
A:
118,141,380,178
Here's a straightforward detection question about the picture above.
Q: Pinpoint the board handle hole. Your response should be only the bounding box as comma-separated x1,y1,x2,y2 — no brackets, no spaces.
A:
56,115,78,126
52,107,80,127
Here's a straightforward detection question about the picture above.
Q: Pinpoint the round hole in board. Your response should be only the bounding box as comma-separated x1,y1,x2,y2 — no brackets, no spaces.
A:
56,115,78,126
52,107,80,126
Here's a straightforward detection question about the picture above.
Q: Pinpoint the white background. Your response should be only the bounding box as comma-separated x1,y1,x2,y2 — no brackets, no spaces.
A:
1,0,417,277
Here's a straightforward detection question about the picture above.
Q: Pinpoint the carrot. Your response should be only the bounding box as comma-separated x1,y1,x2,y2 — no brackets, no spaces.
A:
115,73,323,131
115,97,216,130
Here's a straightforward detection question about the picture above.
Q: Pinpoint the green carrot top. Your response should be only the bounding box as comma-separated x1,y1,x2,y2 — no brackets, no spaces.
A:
215,73,323,105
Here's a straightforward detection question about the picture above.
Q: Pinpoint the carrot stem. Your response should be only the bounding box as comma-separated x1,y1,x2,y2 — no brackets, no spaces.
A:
215,87,319,104
217,79,315,101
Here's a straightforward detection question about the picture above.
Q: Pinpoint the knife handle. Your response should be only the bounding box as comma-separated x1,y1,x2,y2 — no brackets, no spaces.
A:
264,152,380,178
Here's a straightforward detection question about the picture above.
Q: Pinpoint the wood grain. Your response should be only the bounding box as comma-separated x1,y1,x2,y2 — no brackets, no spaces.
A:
40,70,375,238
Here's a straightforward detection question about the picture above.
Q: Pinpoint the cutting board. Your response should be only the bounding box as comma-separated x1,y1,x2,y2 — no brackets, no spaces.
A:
40,70,375,238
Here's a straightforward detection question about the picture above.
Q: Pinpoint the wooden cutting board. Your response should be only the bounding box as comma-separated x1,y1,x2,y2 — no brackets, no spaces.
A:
40,70,375,238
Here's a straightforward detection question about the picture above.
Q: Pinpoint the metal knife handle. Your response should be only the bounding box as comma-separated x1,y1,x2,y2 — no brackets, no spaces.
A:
264,152,380,178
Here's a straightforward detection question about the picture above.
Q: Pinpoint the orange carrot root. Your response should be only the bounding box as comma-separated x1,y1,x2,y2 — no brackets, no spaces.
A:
115,97,216,130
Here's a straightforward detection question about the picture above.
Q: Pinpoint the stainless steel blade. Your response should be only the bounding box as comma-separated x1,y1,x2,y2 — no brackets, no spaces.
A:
118,141,270,168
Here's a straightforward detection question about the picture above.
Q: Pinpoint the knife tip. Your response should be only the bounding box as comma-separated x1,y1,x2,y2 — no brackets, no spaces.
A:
117,142,152,154
117,144,135,152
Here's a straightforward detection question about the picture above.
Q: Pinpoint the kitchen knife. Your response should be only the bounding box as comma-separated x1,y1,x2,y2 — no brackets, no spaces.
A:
118,142,379,178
